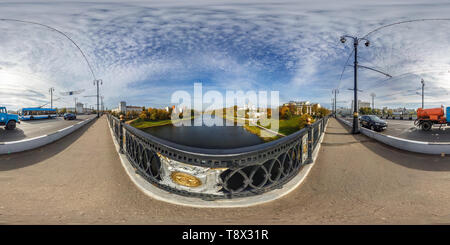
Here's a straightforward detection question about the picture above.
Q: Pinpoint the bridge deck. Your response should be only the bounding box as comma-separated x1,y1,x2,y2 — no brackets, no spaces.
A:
0,117,449,224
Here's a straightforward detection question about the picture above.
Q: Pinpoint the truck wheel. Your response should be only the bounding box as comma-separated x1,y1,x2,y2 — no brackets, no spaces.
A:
6,120,16,130
422,121,432,131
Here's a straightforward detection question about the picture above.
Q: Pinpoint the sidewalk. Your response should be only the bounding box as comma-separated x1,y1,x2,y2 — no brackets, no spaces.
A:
0,117,449,224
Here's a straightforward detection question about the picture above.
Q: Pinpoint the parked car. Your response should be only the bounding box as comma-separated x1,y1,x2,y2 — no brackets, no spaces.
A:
0,106,20,130
64,113,77,120
360,115,387,131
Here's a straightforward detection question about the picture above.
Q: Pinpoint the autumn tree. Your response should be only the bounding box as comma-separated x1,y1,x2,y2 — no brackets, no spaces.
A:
298,114,315,129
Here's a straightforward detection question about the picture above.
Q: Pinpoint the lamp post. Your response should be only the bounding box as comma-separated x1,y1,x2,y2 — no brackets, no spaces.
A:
332,89,339,118
74,97,78,115
94,79,103,118
370,92,376,113
421,78,425,109
340,35,370,134
49,87,55,109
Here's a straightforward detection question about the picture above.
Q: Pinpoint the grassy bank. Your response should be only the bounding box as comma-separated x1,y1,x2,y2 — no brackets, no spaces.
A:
259,115,306,136
222,116,280,142
243,124,281,142
130,116,195,129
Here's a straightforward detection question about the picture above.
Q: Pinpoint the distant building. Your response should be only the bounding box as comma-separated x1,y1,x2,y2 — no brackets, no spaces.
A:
112,101,143,114
282,101,320,115
351,100,371,112
83,107,94,114
76,103,84,114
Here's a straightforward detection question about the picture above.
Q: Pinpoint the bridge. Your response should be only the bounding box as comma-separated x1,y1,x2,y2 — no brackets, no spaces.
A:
1,116,449,224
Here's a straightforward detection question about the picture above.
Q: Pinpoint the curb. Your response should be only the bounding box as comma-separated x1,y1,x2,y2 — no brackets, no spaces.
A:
107,117,329,208
0,116,96,155
336,117,450,155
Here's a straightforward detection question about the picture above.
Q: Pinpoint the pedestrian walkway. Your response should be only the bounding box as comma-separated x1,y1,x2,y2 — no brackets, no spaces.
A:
0,117,449,224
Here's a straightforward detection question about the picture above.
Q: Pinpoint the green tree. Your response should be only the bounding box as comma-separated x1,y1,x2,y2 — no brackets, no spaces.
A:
317,107,331,118
387,109,393,116
359,107,372,115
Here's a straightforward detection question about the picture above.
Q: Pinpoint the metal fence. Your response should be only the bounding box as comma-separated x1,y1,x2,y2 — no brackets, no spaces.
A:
107,114,329,199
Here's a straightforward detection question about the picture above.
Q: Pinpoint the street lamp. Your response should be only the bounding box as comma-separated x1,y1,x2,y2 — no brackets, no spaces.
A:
49,87,55,109
370,92,376,112
94,79,103,118
421,78,425,109
74,97,78,115
340,35,370,134
332,89,339,118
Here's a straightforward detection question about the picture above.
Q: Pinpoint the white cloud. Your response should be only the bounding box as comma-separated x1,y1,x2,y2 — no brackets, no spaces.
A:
1,0,450,111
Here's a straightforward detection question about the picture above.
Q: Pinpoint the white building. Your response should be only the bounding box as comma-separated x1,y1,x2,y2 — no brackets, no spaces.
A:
282,101,320,115
112,101,143,114
76,103,84,114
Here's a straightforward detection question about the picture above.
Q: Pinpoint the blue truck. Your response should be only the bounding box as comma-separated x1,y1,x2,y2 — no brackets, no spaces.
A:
0,106,20,130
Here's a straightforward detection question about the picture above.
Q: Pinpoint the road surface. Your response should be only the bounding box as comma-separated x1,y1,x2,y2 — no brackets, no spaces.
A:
0,115,96,143
0,117,449,224
342,117,450,142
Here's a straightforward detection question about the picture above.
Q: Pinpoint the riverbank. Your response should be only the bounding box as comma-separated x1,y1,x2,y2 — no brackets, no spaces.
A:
259,115,306,136
130,116,195,129
223,115,317,142
222,116,281,142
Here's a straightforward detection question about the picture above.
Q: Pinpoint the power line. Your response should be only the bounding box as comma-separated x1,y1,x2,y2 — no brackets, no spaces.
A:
337,18,450,89
0,18,97,80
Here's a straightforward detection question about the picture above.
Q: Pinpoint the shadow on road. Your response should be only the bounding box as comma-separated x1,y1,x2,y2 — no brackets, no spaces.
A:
335,119,450,172
0,128,26,142
21,117,85,125
0,118,97,171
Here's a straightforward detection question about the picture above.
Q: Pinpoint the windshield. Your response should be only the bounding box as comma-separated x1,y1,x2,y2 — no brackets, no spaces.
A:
368,115,383,122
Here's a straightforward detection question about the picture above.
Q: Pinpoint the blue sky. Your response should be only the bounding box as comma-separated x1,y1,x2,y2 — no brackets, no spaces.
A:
1,0,450,111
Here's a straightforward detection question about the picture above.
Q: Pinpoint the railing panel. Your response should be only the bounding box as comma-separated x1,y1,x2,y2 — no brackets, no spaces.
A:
107,114,329,199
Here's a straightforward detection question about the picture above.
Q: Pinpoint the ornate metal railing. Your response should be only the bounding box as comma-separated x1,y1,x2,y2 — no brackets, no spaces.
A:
107,114,329,200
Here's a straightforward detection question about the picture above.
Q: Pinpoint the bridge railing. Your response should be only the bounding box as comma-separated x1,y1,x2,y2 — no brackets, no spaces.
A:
107,114,329,200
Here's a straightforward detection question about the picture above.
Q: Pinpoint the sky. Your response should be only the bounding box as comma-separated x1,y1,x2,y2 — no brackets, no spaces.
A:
1,0,450,111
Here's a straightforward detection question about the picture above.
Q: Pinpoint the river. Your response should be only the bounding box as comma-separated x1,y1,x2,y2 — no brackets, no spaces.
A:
141,116,264,149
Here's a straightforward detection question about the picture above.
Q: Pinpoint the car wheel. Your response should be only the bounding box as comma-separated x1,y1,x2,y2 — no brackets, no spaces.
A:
6,120,16,130
370,125,375,131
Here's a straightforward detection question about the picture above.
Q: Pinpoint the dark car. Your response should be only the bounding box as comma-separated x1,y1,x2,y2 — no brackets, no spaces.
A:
360,115,387,131
64,113,76,120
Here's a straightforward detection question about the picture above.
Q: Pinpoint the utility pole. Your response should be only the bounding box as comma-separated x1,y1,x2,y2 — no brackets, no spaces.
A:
94,79,103,118
332,89,339,118
74,97,77,114
49,87,55,109
353,40,359,133
421,78,425,109
100,96,104,114
370,92,376,113
340,35,371,134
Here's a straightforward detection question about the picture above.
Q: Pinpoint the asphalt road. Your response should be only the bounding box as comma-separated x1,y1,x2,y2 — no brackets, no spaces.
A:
343,117,450,142
0,115,96,143
0,117,449,224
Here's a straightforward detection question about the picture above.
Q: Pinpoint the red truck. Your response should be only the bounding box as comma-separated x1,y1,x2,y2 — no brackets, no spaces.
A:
414,106,450,131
